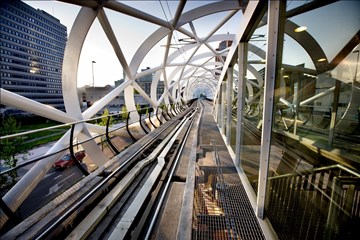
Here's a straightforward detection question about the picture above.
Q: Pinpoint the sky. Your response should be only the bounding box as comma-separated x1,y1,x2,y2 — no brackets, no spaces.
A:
24,1,360,88
24,0,241,88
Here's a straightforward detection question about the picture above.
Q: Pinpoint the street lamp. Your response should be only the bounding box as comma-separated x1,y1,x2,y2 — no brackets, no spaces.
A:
92,60,96,87
353,50,359,82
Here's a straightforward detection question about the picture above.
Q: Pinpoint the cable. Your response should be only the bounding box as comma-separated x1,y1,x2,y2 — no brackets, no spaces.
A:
159,0,187,62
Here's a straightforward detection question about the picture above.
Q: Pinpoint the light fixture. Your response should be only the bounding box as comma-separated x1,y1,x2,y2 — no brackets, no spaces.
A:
317,58,327,62
294,26,307,32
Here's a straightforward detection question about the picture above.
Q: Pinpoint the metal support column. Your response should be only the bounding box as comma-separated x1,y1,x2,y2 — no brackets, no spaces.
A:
156,106,163,125
105,116,120,154
256,0,285,219
214,95,219,123
226,66,233,145
293,82,299,135
126,112,137,142
235,42,248,167
328,79,341,146
148,108,157,129
221,81,226,134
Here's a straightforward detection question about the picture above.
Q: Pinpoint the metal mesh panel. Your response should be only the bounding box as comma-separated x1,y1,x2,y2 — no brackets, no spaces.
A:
193,166,265,240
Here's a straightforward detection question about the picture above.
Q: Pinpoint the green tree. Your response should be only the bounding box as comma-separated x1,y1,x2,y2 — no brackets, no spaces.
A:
121,105,128,121
98,108,115,150
136,104,141,114
0,117,26,184
98,108,114,126
159,103,166,110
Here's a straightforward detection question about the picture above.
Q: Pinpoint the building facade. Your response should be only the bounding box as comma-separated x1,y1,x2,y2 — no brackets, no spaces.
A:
115,68,165,108
78,85,120,113
0,0,67,113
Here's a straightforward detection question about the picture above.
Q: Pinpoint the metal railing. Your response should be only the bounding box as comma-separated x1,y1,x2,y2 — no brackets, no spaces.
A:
265,164,360,239
0,103,185,229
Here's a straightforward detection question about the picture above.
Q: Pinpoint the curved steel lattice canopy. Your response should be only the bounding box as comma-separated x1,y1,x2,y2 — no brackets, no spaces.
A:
1,0,360,230
0,0,247,224
61,0,246,119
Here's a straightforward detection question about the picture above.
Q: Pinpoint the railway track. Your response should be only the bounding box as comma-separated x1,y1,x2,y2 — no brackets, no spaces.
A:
2,101,202,240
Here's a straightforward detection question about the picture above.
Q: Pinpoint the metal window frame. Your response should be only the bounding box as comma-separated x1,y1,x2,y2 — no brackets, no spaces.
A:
226,66,233,145
256,0,286,219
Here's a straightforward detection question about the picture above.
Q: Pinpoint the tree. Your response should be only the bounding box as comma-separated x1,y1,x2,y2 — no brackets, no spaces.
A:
121,105,128,121
98,108,114,126
98,108,114,150
136,103,141,113
0,117,26,184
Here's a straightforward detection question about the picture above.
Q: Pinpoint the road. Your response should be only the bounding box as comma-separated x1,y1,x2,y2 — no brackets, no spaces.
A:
17,165,84,219
4,122,128,219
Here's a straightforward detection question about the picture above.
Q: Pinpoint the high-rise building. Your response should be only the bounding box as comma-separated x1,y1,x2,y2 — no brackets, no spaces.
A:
0,0,67,113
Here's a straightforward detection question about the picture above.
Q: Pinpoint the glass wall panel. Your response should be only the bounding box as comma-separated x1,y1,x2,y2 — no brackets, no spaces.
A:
230,64,238,152
267,1,360,239
239,20,268,191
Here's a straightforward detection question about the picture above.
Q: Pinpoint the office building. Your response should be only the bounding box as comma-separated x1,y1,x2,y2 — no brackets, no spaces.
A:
0,0,67,113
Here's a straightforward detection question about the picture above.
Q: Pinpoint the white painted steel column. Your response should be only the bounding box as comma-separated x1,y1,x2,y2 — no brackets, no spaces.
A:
256,0,283,219
226,66,233,145
221,81,226,134
235,43,248,167
214,96,219,123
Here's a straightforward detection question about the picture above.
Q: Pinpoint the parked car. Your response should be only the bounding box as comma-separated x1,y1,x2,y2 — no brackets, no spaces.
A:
53,150,86,170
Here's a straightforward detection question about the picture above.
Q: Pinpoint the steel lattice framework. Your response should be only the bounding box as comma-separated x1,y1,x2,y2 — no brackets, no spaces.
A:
0,0,248,224
1,0,359,230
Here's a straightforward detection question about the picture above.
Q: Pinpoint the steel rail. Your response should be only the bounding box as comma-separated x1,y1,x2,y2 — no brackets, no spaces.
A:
35,107,195,240
144,103,200,239
108,112,193,240
66,111,193,240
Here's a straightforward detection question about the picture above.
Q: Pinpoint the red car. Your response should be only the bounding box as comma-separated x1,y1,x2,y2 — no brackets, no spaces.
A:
53,150,86,170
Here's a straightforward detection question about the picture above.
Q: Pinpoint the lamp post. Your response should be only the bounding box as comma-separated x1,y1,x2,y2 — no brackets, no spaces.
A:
354,50,359,82
92,60,96,87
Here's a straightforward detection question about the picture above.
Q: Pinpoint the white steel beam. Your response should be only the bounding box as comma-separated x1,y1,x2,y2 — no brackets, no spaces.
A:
235,43,248,166
256,0,285,219
226,66,233,145
0,89,75,124
97,8,134,80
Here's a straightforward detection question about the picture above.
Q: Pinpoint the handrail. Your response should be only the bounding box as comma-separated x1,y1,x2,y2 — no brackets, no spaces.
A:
0,104,188,175
172,104,178,115
0,109,132,140
148,109,157,129
138,110,149,134
156,106,163,125
167,104,174,117
126,112,137,142
69,124,89,176
106,116,120,154
269,164,360,180
0,120,133,176
162,107,169,121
